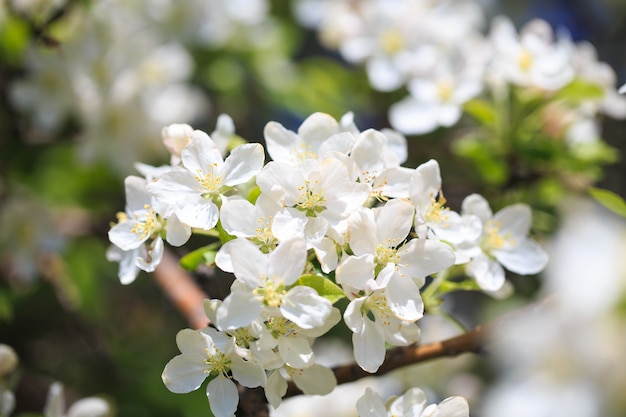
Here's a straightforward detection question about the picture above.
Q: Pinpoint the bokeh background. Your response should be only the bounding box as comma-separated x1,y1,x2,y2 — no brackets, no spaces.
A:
1,1,626,416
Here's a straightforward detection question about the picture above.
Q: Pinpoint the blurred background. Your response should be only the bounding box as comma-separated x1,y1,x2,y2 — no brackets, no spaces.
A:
1,0,626,416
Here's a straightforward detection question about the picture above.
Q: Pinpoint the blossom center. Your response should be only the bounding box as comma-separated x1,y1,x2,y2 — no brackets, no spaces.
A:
380,29,405,55
518,48,533,72
424,195,450,225
375,242,401,267
483,220,514,250
130,204,162,240
295,180,326,215
204,349,231,375
291,143,318,163
195,164,223,197
254,278,286,308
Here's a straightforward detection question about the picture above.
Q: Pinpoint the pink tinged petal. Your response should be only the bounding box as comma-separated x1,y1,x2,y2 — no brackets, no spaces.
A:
389,97,438,135
281,286,332,329
136,237,164,272
229,356,266,388
124,175,151,213
165,214,191,246
376,199,414,244
161,354,208,393
336,254,375,290
181,131,223,175
436,396,470,417
229,239,268,287
269,238,307,286
292,364,336,395
348,209,378,255
175,197,219,230
265,371,288,409
467,255,505,291
206,376,238,417
353,317,386,373
385,273,424,321
277,336,314,368
400,239,455,279
493,239,548,275
357,388,388,417
216,288,261,330
221,143,265,186
108,220,146,251
494,204,532,237
389,387,427,416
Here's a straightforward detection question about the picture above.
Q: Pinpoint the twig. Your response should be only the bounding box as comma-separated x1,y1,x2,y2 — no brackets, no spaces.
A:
152,250,210,330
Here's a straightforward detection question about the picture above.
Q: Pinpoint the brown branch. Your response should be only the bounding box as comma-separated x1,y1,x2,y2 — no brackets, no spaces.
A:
152,250,210,330
284,323,485,398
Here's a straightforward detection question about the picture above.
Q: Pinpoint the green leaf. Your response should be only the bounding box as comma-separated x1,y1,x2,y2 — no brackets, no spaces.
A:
553,78,605,104
293,274,345,304
589,187,626,218
463,99,496,126
180,244,219,271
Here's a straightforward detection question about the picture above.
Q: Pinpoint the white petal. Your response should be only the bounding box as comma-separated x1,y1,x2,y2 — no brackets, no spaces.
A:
336,254,375,290
461,193,492,222
409,159,442,208
135,238,164,272
230,356,266,388
269,238,307,286
66,398,110,417
221,143,265,186
229,239,267,287
389,387,427,417
292,364,336,395
265,371,287,409
161,354,208,394
353,317,386,373
357,388,388,417
108,220,145,251
389,97,438,135
216,288,261,330
181,131,222,174
281,286,332,329
467,255,505,291
277,336,314,368
347,208,378,256
493,239,548,275
376,199,414,244
220,199,257,237
385,273,424,321
494,204,532,237
175,197,219,230
436,396,470,417
165,214,191,246
124,175,151,213
206,376,238,417
44,382,65,417
400,239,455,279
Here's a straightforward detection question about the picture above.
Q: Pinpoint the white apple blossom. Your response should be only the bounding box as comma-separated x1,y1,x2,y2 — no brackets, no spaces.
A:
460,193,548,291
107,175,191,283
344,288,421,373
256,157,370,245
337,200,455,321
148,130,265,230
357,387,469,417
216,238,333,331
409,160,481,245
162,327,266,417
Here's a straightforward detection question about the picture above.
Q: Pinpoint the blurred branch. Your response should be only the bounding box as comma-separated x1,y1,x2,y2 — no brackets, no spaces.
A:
152,250,210,330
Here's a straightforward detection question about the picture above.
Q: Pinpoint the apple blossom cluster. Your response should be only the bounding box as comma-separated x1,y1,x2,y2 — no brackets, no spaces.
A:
357,387,469,417
107,111,547,416
0,344,110,417
298,0,626,139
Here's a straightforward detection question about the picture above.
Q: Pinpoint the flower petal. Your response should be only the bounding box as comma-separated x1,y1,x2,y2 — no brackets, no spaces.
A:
206,376,238,417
